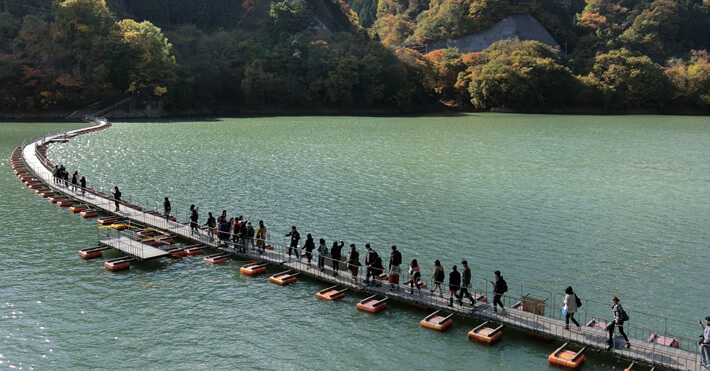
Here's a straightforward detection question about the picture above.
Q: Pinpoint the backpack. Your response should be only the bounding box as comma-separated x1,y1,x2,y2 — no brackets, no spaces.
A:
622,309,629,322
500,279,508,293
322,245,329,255
575,295,582,308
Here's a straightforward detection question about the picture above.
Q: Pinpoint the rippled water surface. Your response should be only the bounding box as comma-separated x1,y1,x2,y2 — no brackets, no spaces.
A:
2,115,709,370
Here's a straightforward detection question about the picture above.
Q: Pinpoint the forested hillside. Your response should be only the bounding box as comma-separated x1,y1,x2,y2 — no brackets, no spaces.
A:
1,0,709,115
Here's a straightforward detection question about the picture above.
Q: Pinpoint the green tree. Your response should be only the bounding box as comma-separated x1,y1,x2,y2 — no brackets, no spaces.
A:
580,48,670,108
666,50,710,108
53,0,115,49
105,19,177,96
620,0,680,60
466,39,573,110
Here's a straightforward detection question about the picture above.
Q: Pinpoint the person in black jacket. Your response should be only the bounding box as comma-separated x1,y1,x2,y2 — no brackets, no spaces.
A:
189,205,199,235
285,226,300,261
79,176,86,196
448,265,461,307
163,197,171,220
431,259,445,296
112,186,121,212
205,212,216,242
331,240,344,276
456,260,475,307
490,270,507,313
218,218,231,245
303,233,315,264
364,244,378,285
389,245,402,290
371,255,384,287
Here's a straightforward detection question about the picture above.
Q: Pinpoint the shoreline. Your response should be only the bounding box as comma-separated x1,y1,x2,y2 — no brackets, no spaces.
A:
2,103,709,120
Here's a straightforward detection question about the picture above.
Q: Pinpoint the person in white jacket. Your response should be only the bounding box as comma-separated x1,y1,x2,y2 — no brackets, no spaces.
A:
563,286,581,330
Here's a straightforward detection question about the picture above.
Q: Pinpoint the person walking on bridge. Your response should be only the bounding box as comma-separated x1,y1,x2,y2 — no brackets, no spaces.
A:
389,245,402,290
491,271,507,313
303,233,315,265
408,258,422,295
448,265,461,307
189,205,199,235
606,296,630,350
317,238,328,272
79,176,86,196
285,226,300,261
364,244,378,285
347,244,360,282
255,220,267,254
205,212,216,242
112,186,121,212
563,286,581,330
456,260,475,307
163,197,171,220
331,240,344,276
431,260,445,296
699,316,710,368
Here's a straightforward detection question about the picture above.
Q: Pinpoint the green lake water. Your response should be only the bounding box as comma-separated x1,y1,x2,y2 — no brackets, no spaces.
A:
1,114,709,369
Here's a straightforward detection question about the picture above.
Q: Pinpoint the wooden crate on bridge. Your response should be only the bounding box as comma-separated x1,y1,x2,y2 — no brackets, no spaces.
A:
521,293,548,315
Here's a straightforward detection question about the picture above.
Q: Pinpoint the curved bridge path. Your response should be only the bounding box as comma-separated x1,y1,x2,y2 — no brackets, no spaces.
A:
12,120,702,371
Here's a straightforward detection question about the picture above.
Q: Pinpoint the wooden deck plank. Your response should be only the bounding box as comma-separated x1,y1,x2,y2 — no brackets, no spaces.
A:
99,236,169,260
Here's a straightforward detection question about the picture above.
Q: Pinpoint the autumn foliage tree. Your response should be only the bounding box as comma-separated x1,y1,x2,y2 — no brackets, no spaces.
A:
465,39,573,110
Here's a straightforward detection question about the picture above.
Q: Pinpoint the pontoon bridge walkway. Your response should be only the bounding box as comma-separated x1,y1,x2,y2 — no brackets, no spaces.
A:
15,121,704,371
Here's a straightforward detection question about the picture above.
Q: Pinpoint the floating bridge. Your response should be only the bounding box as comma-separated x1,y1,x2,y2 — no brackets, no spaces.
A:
11,120,704,371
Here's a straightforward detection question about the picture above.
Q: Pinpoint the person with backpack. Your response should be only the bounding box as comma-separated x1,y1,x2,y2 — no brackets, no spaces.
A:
490,270,507,313
364,244,379,285
330,240,344,276
563,286,581,330
448,265,461,307
430,260,445,296
389,245,402,290
606,296,631,350
317,238,328,272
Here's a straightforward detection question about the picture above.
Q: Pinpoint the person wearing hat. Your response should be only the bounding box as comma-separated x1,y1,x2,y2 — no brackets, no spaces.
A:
456,260,475,307
699,316,710,368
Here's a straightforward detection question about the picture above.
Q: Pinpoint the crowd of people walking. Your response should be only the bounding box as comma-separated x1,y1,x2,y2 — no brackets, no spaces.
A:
121,194,710,362
51,164,87,196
